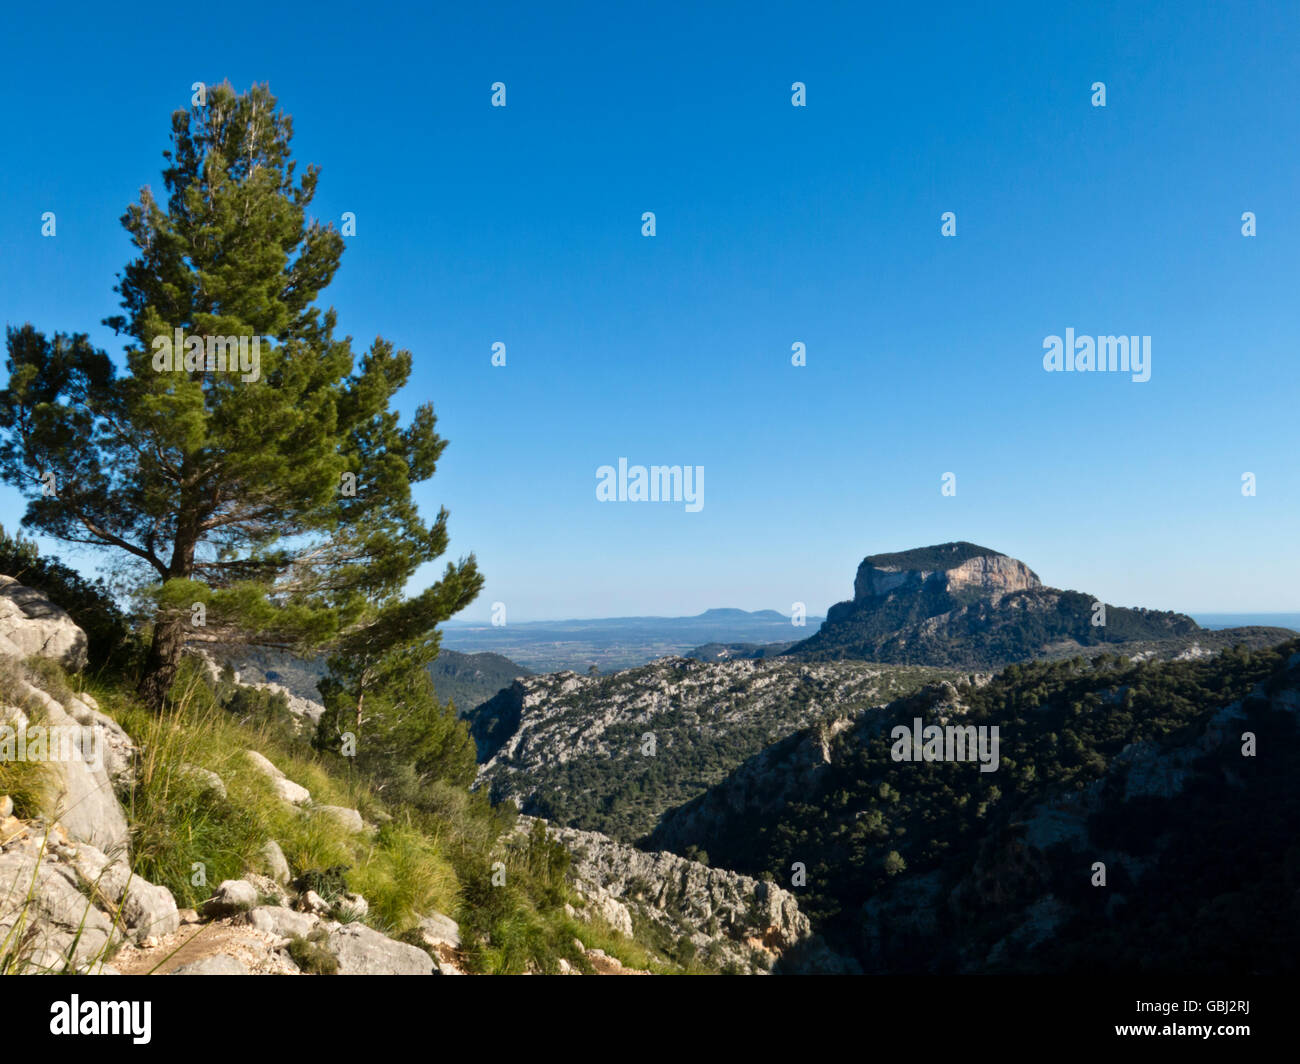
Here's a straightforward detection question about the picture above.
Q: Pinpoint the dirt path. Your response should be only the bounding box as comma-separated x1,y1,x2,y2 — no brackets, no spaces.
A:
112,917,300,975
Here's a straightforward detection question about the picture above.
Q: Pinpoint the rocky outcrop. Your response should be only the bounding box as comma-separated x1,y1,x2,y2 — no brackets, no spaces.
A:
190,643,327,723
24,689,131,854
0,600,133,854
0,575,88,670
0,578,462,977
853,544,1041,599
0,826,184,970
0,833,122,972
327,922,436,975
524,817,852,973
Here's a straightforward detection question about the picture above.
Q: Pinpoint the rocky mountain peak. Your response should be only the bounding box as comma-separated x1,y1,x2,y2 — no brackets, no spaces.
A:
853,542,1042,600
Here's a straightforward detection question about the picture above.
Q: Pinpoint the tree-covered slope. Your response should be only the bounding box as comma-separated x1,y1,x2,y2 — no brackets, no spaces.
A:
427,650,533,716
651,639,1300,974
468,656,968,842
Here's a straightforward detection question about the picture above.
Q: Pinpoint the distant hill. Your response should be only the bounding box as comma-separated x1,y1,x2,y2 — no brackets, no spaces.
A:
440,608,824,673
428,649,533,716
467,656,963,841
787,541,1294,668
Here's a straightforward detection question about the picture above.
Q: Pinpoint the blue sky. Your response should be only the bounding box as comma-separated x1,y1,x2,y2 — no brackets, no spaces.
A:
1,1,1297,620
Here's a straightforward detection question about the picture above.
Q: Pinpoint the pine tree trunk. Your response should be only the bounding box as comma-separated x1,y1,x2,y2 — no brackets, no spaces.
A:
139,614,187,712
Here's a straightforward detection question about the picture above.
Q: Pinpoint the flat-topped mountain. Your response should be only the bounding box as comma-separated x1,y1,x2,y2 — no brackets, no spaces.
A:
853,543,1041,598
788,542,1292,668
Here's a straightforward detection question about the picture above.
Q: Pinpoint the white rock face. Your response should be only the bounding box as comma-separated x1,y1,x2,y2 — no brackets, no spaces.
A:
0,840,122,972
0,578,135,851
260,839,291,885
0,575,89,669
854,551,1042,599
7,675,132,854
119,876,182,944
0,835,184,972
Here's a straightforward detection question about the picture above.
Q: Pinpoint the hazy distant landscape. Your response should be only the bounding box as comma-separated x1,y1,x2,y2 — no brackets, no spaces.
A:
440,607,824,672
1192,613,1300,631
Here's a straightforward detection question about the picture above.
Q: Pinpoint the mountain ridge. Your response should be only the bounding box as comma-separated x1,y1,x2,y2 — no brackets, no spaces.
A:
787,541,1290,668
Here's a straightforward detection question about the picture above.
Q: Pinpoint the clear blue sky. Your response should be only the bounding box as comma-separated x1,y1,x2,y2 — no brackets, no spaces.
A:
1,1,1297,620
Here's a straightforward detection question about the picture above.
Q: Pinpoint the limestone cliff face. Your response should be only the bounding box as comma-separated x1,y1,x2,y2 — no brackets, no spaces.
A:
522,817,855,973
789,541,1225,668
852,544,1041,600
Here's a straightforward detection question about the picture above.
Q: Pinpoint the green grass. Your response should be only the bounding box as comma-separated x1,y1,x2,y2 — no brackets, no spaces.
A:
15,655,707,974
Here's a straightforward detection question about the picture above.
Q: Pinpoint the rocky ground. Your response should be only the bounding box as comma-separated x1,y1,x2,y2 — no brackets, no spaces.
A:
2,577,842,975
0,581,466,976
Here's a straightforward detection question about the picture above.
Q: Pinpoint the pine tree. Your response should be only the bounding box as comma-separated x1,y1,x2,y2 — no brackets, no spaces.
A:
0,83,480,709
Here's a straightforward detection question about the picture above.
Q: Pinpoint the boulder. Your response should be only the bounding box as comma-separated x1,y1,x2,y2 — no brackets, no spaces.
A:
273,777,310,806
314,805,364,833
260,839,291,885
62,696,137,789
66,842,130,902
416,911,461,950
0,576,88,670
201,879,259,917
120,878,181,943
244,905,319,940
244,749,310,805
326,923,436,975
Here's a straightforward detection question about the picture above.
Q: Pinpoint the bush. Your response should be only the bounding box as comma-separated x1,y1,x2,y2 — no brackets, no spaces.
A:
287,929,338,975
